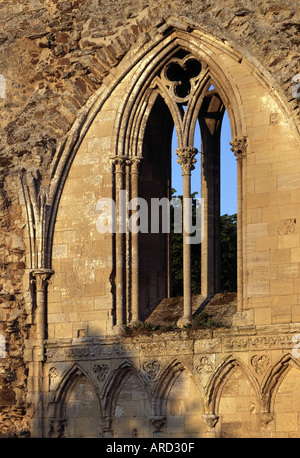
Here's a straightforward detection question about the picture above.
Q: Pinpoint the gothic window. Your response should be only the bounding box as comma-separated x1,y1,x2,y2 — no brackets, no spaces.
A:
110,46,240,330
137,48,236,323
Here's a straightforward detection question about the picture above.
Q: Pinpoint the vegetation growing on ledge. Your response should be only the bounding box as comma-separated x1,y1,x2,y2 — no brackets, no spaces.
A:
122,311,225,336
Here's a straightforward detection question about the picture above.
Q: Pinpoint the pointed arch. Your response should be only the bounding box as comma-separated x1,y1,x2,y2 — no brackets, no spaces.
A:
206,354,261,415
102,360,153,438
262,354,300,415
48,363,102,438
152,358,205,417
45,26,249,270
151,358,207,437
51,363,102,420
102,360,152,418
111,31,245,159
39,20,300,335
152,359,184,416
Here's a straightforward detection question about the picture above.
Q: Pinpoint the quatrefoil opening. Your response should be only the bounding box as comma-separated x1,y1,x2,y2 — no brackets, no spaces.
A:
164,56,202,101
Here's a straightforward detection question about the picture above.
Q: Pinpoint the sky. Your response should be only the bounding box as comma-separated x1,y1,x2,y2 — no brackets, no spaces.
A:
171,110,237,216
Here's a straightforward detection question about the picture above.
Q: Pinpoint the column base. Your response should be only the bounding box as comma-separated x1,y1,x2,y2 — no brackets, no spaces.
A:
177,315,193,327
112,323,124,335
127,320,141,327
232,309,254,327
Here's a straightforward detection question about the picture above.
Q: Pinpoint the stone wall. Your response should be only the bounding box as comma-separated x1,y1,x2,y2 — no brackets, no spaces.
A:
43,323,300,438
0,0,299,438
0,1,299,173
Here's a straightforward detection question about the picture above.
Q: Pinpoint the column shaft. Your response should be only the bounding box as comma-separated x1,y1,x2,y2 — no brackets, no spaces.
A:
130,157,142,323
112,157,127,330
201,143,221,297
31,269,53,342
176,147,198,326
183,172,192,319
230,137,247,312
30,268,53,438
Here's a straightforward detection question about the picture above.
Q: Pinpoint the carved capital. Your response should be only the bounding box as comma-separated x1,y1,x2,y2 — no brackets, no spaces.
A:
230,136,247,159
201,413,219,428
49,418,67,438
176,147,198,175
111,156,128,173
99,416,113,437
130,156,143,174
30,269,54,292
149,416,166,433
258,412,274,427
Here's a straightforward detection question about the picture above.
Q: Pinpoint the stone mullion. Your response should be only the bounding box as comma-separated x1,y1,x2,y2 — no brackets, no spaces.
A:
111,157,127,332
30,268,54,438
30,268,54,342
176,147,198,326
236,153,243,312
213,144,221,294
130,157,143,323
201,146,220,297
125,159,131,324
230,137,247,312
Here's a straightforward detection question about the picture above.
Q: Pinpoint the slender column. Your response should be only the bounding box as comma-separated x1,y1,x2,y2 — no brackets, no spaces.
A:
230,137,247,312
125,159,131,324
130,157,143,323
30,268,53,438
30,268,54,342
111,156,127,332
201,142,221,297
176,147,198,326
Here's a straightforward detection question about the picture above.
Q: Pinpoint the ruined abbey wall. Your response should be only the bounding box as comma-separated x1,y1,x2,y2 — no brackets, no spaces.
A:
0,0,300,438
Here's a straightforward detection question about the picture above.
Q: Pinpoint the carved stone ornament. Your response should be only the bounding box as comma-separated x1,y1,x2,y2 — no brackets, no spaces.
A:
196,356,214,373
149,416,166,433
93,363,109,382
176,147,198,175
230,136,247,158
110,155,128,173
49,418,67,438
130,156,143,174
142,360,161,381
49,366,59,388
277,218,296,235
99,416,113,437
30,269,54,292
201,414,219,428
251,354,270,375
258,412,274,427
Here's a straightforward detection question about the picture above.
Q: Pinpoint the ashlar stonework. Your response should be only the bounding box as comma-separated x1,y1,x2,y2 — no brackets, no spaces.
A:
0,0,300,438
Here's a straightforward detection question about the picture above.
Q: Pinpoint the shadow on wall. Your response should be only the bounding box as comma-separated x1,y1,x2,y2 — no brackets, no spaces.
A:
46,336,208,439
24,319,300,439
